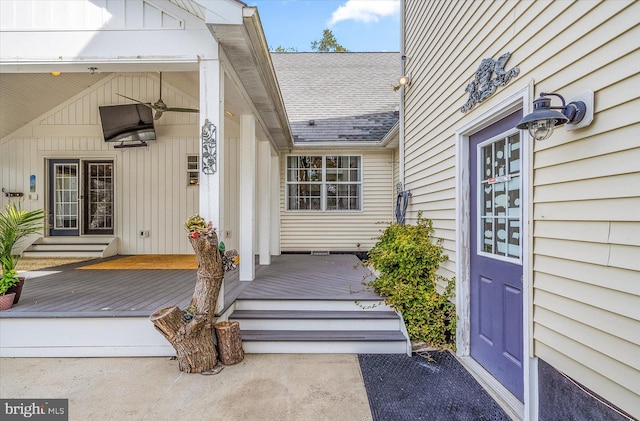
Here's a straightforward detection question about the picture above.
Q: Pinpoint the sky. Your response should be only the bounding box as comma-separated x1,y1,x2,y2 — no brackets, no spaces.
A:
246,0,400,52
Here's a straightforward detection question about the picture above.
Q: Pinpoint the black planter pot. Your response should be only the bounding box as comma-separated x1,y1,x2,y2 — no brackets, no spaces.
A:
7,276,25,304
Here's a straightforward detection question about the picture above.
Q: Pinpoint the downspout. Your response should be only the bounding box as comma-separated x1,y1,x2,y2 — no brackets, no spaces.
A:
399,0,406,189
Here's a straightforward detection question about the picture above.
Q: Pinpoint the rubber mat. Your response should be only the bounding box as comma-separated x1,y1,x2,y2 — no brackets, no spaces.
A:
358,352,511,421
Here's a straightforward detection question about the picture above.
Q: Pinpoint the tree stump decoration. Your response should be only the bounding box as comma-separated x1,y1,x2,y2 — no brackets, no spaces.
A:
214,321,244,365
150,215,227,373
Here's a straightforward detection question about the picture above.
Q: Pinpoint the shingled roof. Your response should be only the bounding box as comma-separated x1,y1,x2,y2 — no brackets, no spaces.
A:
270,52,400,144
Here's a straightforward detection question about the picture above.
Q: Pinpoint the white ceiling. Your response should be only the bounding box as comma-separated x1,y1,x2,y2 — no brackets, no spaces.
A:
0,72,109,140
0,70,251,141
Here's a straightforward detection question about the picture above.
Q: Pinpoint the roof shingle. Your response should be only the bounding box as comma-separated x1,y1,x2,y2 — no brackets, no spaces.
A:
271,52,400,143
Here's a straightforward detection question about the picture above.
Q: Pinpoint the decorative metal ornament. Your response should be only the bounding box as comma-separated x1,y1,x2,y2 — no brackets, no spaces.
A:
460,52,520,113
201,119,217,174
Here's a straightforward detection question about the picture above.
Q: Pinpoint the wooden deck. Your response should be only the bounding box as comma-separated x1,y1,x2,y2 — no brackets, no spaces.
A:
0,254,380,318
238,254,380,300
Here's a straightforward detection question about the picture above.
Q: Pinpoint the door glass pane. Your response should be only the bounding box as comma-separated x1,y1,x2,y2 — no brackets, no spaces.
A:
53,164,78,230
479,133,521,260
87,163,114,231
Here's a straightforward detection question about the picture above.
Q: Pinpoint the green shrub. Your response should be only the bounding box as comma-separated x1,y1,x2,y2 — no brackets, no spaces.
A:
366,212,456,349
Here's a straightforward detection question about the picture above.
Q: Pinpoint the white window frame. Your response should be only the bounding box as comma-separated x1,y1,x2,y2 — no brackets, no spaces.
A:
187,154,199,186
476,129,522,265
285,154,363,212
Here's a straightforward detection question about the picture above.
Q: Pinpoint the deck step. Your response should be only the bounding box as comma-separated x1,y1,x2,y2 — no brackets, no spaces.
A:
230,310,400,330
230,298,409,354
231,310,398,319
34,236,113,245
23,236,117,258
241,329,407,341
240,330,408,354
27,244,108,252
22,250,105,258
234,299,388,312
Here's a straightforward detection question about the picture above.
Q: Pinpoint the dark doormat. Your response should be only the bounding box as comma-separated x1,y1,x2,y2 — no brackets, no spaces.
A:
359,352,511,421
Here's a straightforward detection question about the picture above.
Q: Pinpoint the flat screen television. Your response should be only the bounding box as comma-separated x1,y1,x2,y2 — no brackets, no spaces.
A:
99,104,156,144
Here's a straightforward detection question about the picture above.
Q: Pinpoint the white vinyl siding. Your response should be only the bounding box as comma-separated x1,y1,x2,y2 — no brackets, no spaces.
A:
0,73,200,255
280,149,394,252
404,0,639,416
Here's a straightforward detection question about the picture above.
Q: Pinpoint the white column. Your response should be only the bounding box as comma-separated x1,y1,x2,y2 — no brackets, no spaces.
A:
270,153,281,256
198,57,225,312
257,140,271,265
239,114,256,281
198,58,223,230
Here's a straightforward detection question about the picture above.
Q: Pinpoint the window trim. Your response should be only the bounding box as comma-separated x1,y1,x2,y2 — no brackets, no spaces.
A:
187,154,199,186
285,154,363,212
475,129,522,265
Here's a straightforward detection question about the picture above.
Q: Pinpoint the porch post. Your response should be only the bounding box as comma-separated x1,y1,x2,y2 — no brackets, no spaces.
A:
198,58,223,232
199,57,225,312
257,139,271,265
270,153,281,256
239,114,256,281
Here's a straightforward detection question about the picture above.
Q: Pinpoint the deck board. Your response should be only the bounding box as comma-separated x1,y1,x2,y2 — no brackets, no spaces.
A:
1,254,381,318
239,254,379,300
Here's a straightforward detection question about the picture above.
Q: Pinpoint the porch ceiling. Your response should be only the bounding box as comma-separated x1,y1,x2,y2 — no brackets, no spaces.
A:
208,7,293,150
0,72,109,140
0,4,291,147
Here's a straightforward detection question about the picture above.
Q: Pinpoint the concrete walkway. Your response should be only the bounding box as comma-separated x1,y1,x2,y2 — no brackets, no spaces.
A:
0,354,372,421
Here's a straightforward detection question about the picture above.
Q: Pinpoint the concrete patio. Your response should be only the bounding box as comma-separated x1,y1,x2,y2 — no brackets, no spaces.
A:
0,354,372,421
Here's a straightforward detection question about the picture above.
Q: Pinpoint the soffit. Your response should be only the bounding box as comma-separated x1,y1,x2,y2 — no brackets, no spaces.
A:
208,8,292,150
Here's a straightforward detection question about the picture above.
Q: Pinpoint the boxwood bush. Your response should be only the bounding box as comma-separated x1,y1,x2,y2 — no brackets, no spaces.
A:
366,212,456,349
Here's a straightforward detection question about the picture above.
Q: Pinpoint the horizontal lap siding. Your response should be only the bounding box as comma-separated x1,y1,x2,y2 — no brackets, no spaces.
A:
404,0,639,415
529,1,640,413
0,73,199,255
280,149,394,252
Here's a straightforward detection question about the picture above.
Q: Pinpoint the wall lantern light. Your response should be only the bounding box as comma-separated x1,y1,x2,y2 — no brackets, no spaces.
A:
516,91,594,141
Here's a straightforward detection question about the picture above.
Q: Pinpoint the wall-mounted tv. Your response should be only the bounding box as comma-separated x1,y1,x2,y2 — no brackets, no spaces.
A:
99,104,156,144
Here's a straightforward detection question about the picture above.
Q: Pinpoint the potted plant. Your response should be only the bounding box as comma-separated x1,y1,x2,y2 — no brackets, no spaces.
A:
0,262,19,310
0,202,45,308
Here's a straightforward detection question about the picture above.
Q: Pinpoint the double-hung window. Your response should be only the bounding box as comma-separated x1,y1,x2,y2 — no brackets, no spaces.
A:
286,155,362,211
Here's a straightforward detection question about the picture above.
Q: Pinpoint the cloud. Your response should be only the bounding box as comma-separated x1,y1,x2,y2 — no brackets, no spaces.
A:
328,0,400,25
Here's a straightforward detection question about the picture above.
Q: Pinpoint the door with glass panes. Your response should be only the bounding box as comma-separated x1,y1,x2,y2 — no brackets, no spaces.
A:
469,111,524,401
48,159,114,236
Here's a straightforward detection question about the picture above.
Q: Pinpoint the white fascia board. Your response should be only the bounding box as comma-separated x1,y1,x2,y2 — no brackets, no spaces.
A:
291,141,385,150
0,30,215,72
198,0,243,25
380,122,400,148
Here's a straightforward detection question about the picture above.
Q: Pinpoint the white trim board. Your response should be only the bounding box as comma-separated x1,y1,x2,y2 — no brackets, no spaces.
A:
0,317,174,357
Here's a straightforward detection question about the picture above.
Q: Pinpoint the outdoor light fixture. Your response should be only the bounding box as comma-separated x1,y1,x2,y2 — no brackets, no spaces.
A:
50,71,61,77
516,91,594,141
392,75,411,91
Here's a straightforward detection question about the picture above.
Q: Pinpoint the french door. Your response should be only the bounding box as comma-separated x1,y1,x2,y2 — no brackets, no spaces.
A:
48,159,114,236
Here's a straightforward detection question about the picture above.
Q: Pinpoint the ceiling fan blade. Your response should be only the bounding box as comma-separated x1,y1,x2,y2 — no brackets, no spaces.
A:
116,93,153,108
164,107,200,113
148,72,199,119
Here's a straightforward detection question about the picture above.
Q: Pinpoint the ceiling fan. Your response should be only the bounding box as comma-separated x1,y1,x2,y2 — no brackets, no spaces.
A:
117,72,199,120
